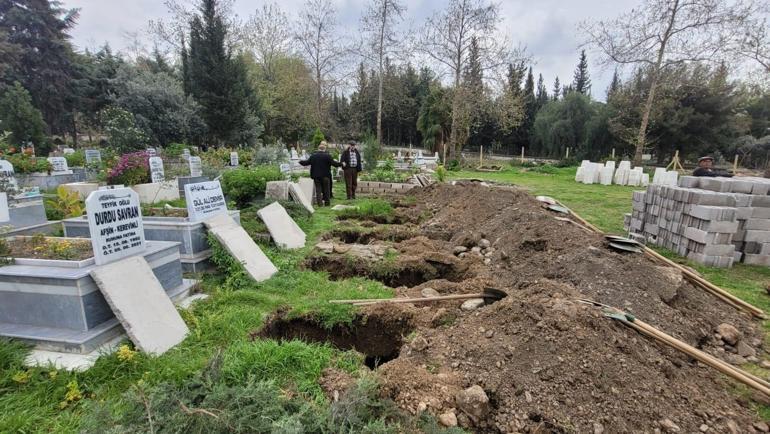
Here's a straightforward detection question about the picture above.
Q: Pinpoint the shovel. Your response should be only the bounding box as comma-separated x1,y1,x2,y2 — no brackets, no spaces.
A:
330,287,508,306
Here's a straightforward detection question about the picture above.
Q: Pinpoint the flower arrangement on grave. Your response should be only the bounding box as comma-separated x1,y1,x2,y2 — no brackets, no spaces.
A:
107,151,151,185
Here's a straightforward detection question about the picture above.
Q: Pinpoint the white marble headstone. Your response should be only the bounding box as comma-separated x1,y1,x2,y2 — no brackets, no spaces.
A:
48,157,69,173
230,152,239,167
85,188,145,265
0,193,9,223
149,157,165,183
184,180,227,222
85,149,101,164
188,156,202,177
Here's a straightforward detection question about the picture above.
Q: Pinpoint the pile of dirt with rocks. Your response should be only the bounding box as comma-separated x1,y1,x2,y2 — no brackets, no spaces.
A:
293,181,768,432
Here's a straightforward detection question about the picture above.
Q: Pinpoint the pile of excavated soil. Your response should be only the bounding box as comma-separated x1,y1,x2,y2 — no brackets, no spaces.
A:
277,182,768,432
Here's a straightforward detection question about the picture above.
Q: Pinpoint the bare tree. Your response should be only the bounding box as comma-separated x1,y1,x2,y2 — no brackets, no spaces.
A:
731,8,770,73
243,2,294,81
419,0,517,161
295,0,347,129
148,0,242,54
360,0,406,146
581,0,761,165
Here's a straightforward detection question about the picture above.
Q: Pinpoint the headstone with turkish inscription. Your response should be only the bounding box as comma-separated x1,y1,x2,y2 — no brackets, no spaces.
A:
62,148,75,155
85,149,101,165
85,188,146,265
0,160,18,191
230,151,239,167
48,157,70,173
184,180,227,222
188,156,202,177
182,148,191,160
146,147,157,157
149,157,165,183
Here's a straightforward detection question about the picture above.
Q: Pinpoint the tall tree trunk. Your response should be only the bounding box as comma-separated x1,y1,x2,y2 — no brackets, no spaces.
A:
376,3,386,146
633,0,678,166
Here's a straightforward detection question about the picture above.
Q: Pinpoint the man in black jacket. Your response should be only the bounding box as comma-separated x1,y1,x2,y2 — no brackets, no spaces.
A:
692,156,733,178
299,143,341,206
340,140,363,199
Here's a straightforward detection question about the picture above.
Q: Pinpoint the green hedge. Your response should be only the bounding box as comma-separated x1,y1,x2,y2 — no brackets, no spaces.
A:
221,165,283,207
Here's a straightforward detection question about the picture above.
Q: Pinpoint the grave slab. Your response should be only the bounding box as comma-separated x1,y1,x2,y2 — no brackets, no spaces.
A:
257,202,306,249
289,182,314,214
298,178,315,203
90,256,189,355
204,214,278,282
266,181,290,201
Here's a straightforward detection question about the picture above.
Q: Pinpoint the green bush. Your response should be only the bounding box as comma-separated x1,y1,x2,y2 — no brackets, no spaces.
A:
529,164,558,174
221,165,283,207
163,143,187,158
435,165,447,182
4,153,50,173
64,150,85,168
310,127,325,146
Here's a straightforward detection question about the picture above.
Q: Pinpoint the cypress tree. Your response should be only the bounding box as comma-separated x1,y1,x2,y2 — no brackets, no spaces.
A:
572,49,591,95
552,76,561,101
607,68,620,101
0,81,47,147
186,0,256,145
536,73,548,108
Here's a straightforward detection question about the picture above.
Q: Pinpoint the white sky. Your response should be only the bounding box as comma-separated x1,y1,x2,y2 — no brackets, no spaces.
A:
62,0,640,100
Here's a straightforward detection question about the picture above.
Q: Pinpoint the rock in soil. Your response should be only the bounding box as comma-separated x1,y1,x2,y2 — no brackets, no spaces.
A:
421,287,440,298
438,411,458,427
737,340,757,358
460,298,485,311
717,323,742,346
455,385,490,420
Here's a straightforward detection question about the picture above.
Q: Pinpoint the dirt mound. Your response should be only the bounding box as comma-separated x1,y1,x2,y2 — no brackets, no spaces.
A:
380,280,759,432
279,182,766,431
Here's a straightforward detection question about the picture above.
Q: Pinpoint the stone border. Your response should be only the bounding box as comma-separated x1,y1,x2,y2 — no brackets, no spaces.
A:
357,181,417,195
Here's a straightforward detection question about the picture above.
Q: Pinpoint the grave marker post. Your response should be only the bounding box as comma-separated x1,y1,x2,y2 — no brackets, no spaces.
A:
85,188,145,265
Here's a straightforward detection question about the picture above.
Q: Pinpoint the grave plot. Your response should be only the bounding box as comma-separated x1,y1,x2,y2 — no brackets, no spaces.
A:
256,181,767,432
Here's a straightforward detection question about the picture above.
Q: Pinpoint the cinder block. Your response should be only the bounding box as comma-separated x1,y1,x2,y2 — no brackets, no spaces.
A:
689,191,737,207
678,176,699,188
703,220,738,234
752,208,770,219
744,230,770,243
684,227,709,243
743,254,770,266
699,177,732,193
702,244,735,256
752,183,770,195
730,179,754,194
745,219,770,231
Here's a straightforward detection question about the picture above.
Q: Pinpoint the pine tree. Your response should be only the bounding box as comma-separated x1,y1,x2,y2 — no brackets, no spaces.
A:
0,82,47,147
1,1,78,136
572,49,591,95
536,73,548,108
506,62,526,97
186,0,257,145
552,76,561,101
523,67,536,120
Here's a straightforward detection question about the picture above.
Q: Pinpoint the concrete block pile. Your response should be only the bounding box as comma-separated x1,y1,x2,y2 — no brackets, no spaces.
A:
575,160,651,186
626,175,770,268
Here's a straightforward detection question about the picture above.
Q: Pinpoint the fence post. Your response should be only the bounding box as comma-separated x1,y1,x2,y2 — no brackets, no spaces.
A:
520,147,525,163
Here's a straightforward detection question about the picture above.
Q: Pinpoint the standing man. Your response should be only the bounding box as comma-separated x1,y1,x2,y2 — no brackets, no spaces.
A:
340,140,363,200
299,142,340,206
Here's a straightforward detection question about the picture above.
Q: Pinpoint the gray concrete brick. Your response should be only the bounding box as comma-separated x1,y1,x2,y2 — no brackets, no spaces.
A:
703,220,738,234
679,176,699,188
752,183,770,195
752,207,770,219
698,177,732,192
743,254,770,266
743,230,770,243
702,244,735,256
745,219,770,231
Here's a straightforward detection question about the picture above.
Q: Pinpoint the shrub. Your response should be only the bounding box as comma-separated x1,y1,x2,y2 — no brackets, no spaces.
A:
106,151,150,185
64,150,85,168
163,143,188,158
529,164,557,174
4,153,50,174
310,127,325,146
221,165,283,207
435,165,447,182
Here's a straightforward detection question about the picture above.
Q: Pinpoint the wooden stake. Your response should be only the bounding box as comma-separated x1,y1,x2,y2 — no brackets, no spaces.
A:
479,145,483,168
611,148,615,159
566,147,570,159
733,154,739,173
593,303,770,396
520,147,525,163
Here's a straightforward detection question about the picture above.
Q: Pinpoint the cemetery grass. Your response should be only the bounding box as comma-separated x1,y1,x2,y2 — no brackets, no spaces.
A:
0,183,409,433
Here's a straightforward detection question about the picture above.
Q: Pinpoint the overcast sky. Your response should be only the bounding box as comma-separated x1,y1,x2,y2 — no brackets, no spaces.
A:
62,0,639,100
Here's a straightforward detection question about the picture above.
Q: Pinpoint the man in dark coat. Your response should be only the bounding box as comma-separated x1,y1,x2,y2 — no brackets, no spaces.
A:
340,140,363,199
692,156,733,177
299,143,341,206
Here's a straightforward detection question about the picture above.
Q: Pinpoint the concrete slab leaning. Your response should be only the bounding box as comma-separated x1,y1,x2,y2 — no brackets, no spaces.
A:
257,202,306,249
89,256,189,355
204,214,279,282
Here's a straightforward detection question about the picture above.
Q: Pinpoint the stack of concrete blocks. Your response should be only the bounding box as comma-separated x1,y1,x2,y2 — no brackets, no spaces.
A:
613,161,632,185
626,175,770,268
577,162,604,184
651,167,679,186
599,161,615,185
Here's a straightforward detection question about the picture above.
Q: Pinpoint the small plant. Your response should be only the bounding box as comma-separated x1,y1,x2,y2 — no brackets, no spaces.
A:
529,164,557,174
49,186,83,219
116,344,138,363
60,380,83,408
12,370,31,384
435,165,447,182
4,153,51,173
310,127,325,146
64,150,85,168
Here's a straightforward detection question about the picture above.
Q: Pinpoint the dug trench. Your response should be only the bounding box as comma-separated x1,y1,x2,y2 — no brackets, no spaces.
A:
254,182,770,433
